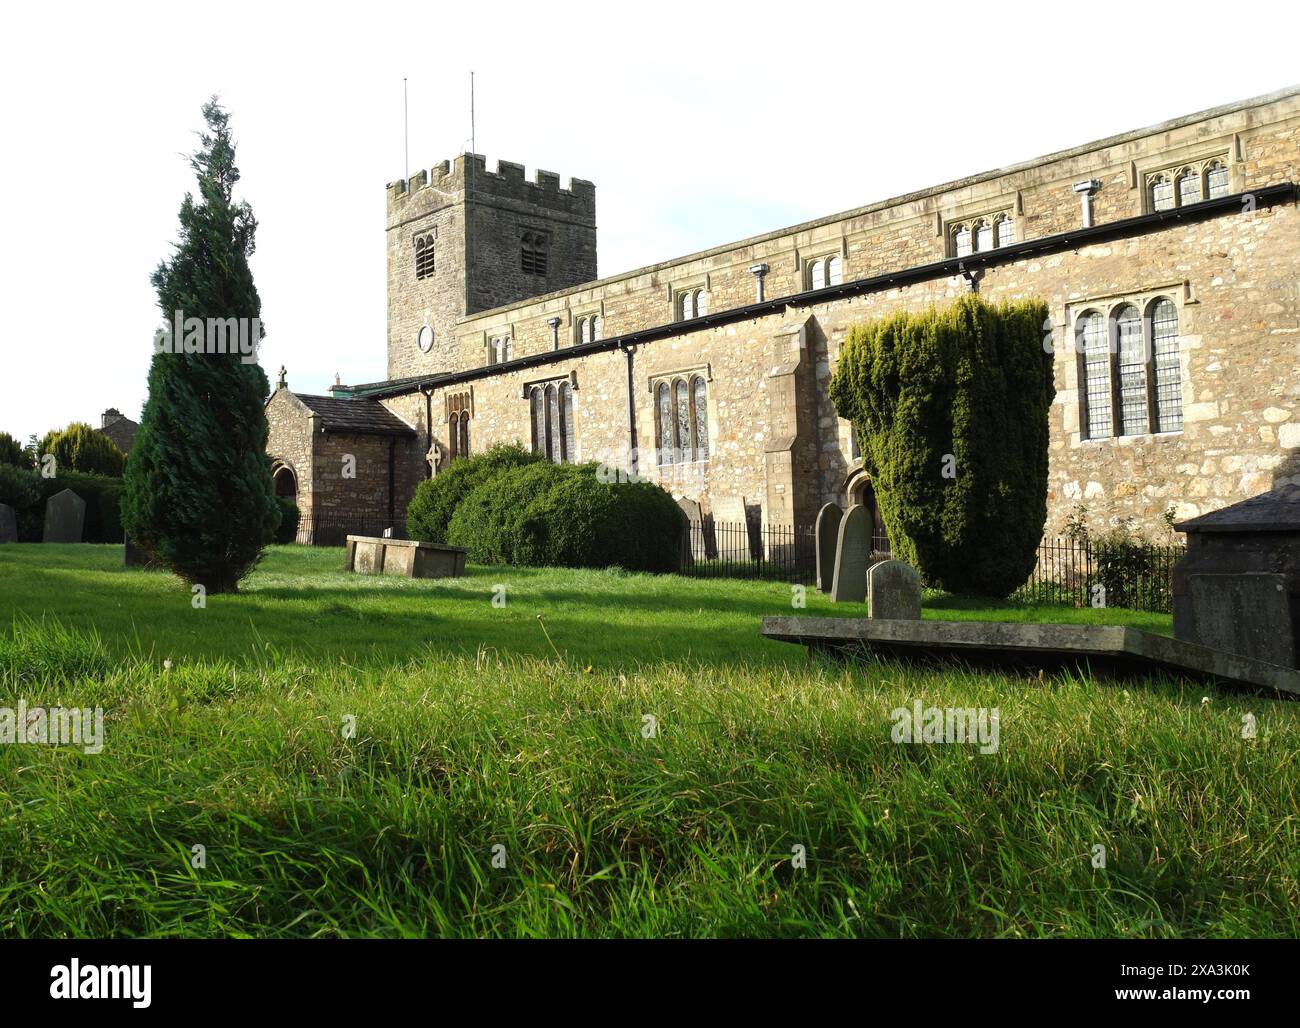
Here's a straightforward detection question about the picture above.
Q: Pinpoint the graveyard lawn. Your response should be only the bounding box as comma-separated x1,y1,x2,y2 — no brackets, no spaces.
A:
3,544,1298,939
0,544,1172,668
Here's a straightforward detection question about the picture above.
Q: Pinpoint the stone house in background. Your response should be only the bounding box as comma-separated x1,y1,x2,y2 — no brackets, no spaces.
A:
266,86,1300,543
97,408,139,453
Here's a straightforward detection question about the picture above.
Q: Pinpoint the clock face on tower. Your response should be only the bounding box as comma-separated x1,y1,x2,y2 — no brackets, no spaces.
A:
417,325,434,353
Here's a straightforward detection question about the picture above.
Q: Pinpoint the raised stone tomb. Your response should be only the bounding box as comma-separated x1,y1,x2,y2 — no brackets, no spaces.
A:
346,535,467,579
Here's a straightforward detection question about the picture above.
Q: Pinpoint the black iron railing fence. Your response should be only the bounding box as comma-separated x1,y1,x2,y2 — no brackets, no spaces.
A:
294,512,405,548
1013,536,1183,613
679,520,1183,612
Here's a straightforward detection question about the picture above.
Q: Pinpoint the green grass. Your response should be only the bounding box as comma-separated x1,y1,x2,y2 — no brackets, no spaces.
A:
0,544,1171,669
0,544,1295,938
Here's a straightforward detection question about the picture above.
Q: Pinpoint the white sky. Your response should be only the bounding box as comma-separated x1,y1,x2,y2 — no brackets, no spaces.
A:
1,0,1295,443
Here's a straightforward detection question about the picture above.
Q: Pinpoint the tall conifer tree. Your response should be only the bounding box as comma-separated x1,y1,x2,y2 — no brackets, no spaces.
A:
123,99,279,592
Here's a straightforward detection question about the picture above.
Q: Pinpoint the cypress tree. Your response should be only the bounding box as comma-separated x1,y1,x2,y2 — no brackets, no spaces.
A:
829,295,1055,598
122,98,279,593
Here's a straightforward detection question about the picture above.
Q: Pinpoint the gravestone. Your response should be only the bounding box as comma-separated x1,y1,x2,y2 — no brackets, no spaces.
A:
830,504,870,603
124,536,163,569
712,495,754,561
677,498,704,563
0,504,16,544
815,502,842,593
42,489,85,543
1173,485,1300,667
867,559,922,620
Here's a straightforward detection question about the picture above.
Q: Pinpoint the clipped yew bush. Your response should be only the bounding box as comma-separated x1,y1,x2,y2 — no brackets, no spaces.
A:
406,443,544,544
828,294,1054,597
447,461,684,572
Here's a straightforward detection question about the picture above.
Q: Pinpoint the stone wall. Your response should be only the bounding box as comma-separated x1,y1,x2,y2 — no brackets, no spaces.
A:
356,89,1300,542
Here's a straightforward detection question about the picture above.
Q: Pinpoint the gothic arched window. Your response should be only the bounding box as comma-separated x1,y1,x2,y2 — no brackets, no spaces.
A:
1114,305,1147,436
414,234,435,280
1205,160,1229,199
995,216,1015,248
559,382,575,462
974,220,993,252
592,315,603,341
953,224,972,258
810,259,826,291
691,375,709,460
827,255,843,286
458,410,470,460
530,387,545,454
1176,168,1201,207
1150,175,1174,211
656,382,675,464
1150,298,1182,433
545,385,561,463
1079,310,1111,440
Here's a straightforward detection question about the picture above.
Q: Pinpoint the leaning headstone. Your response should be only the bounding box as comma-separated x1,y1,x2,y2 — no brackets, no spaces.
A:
830,504,870,603
815,502,843,593
42,489,86,543
867,559,923,620
0,504,17,544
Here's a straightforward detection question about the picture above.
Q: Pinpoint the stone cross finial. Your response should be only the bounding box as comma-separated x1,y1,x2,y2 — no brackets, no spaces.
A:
277,365,287,389
335,372,342,386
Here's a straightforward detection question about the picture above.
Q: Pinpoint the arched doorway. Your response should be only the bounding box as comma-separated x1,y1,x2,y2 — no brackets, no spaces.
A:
272,464,297,501
845,468,890,554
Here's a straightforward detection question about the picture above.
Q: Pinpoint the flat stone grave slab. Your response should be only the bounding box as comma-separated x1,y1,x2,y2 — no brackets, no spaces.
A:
346,535,467,579
760,616,1300,697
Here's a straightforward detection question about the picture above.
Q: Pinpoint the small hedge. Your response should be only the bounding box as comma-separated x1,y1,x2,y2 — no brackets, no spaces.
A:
274,497,300,544
446,461,684,572
406,444,544,544
0,466,124,543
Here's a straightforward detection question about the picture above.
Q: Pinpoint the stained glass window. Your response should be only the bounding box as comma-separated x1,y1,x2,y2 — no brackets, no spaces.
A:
691,376,708,459
657,382,674,465
675,380,691,462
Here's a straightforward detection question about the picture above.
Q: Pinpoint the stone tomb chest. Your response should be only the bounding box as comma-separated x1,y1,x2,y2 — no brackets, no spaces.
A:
1173,484,1300,668
346,535,468,579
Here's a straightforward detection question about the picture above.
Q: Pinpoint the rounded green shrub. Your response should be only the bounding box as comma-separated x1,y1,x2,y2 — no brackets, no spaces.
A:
828,294,1055,598
43,423,126,477
447,461,683,572
406,443,544,544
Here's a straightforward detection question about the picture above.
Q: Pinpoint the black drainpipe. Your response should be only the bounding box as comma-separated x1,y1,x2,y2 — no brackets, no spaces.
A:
387,436,396,527
621,343,638,478
423,388,434,478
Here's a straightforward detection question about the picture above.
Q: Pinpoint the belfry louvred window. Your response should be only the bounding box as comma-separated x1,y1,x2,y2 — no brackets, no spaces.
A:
414,234,435,280
521,230,549,276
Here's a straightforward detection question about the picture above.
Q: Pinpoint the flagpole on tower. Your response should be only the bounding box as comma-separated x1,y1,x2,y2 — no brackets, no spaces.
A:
403,77,409,183
470,70,476,156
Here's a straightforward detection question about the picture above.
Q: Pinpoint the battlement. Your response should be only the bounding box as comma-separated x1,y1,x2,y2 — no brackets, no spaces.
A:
387,154,595,220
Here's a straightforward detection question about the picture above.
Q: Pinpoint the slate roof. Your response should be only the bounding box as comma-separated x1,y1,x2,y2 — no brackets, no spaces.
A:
294,393,417,436
1176,484,1300,534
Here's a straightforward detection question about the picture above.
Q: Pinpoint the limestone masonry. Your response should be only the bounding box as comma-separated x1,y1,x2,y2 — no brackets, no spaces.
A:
267,87,1300,545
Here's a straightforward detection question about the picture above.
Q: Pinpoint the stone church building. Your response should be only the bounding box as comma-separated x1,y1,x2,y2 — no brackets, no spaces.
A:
267,86,1300,544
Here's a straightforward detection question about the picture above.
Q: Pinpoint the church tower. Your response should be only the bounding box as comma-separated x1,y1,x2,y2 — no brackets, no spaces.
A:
385,155,597,381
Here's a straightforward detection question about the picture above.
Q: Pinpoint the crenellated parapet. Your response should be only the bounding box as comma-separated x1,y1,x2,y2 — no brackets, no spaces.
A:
387,154,596,223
